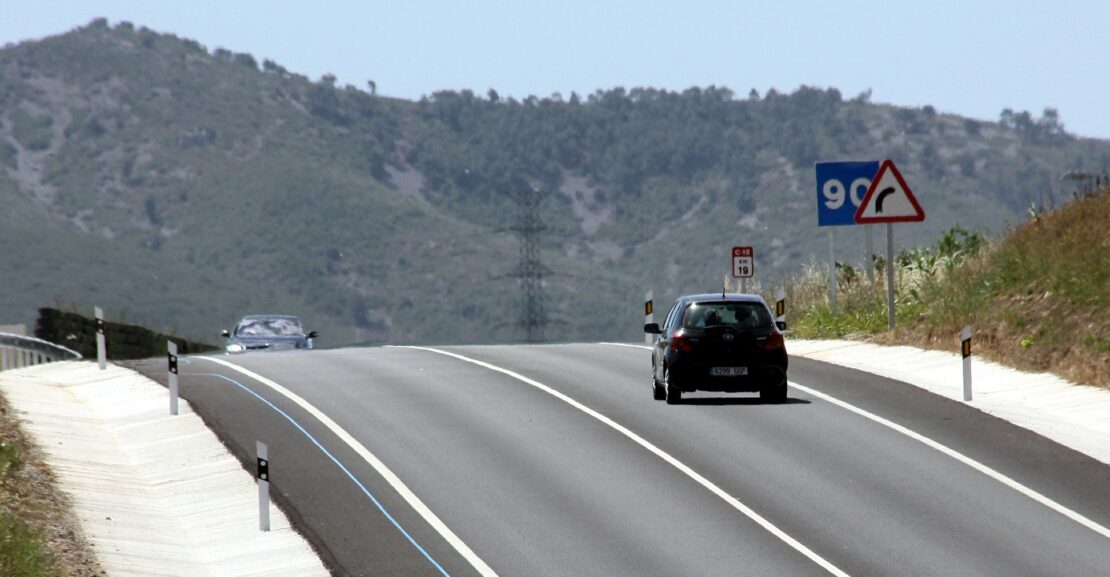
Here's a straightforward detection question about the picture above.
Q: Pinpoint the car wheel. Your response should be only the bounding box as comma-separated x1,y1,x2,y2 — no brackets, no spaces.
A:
761,382,788,404
652,363,666,400
664,368,682,405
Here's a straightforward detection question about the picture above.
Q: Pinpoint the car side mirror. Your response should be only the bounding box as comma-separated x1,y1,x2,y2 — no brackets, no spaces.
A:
307,331,319,339
221,329,230,338
644,323,662,334
776,321,787,332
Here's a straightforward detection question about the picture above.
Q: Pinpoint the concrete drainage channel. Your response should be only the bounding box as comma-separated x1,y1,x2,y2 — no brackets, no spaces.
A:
0,361,328,577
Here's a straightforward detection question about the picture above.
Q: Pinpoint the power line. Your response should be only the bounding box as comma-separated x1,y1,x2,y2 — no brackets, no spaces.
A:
500,185,552,343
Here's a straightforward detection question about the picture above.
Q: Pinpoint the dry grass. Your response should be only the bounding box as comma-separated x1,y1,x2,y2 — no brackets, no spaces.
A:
0,390,104,577
882,189,1109,387
785,188,1109,389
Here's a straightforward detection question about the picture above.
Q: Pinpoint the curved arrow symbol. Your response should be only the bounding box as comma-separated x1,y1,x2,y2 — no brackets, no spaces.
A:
875,187,896,214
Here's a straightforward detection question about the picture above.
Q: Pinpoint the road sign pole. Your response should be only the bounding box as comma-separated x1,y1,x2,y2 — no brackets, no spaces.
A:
961,325,973,401
257,441,270,532
865,224,876,289
886,223,896,330
94,306,106,370
828,229,838,312
740,278,747,294
167,341,179,416
644,290,654,345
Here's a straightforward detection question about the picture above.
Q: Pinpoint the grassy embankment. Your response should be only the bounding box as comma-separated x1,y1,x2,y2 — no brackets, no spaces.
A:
778,187,1108,388
1,395,62,576
1,391,101,577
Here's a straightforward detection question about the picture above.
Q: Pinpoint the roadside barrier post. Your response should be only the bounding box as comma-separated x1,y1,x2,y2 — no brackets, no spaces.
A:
95,306,106,370
167,341,179,415
257,441,270,531
644,290,654,345
961,326,973,401
775,288,786,330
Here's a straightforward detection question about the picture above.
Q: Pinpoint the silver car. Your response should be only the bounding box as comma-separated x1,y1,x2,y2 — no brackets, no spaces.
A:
220,315,317,354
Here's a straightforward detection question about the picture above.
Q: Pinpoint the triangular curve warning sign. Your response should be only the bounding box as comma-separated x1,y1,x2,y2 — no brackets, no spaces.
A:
854,159,925,223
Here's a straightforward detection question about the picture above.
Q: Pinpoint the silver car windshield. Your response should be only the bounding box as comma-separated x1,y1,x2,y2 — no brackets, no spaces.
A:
235,317,303,336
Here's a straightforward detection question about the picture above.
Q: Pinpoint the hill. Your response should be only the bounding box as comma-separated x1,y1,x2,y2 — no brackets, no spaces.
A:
880,187,1109,387
786,186,1108,388
2,19,1108,346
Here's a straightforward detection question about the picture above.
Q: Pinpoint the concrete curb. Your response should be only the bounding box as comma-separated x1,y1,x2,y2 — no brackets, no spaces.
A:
787,339,1110,465
0,361,329,577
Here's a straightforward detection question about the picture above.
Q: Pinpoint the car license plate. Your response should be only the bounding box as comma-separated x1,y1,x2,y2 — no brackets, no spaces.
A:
710,367,748,376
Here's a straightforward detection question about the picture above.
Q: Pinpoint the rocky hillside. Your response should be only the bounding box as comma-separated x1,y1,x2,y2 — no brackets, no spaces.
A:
2,19,1107,346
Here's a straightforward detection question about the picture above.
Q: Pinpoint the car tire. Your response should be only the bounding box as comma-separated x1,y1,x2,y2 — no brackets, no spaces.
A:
652,375,665,400
761,382,788,404
664,368,682,405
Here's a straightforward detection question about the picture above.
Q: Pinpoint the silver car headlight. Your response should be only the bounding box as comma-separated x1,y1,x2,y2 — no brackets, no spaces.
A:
226,343,245,354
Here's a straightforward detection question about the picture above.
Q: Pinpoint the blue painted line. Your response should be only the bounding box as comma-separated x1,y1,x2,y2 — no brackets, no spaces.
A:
185,372,452,577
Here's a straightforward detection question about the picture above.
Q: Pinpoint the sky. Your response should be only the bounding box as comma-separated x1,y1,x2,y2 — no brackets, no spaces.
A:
3,0,1109,139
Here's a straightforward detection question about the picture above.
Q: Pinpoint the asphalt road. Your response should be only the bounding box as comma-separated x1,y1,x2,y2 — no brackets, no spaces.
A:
128,343,1110,576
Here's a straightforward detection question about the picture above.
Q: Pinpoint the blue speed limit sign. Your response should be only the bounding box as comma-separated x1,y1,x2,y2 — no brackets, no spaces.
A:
815,161,880,226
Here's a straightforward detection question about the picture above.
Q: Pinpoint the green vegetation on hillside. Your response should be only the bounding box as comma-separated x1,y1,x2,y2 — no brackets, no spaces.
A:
785,188,1109,387
2,19,1108,347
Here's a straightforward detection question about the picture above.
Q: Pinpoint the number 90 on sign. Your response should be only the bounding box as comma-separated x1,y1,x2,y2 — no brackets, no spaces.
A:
815,161,881,227
822,177,872,210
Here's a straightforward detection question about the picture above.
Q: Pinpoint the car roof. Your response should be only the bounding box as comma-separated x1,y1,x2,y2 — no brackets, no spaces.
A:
239,314,301,321
680,293,766,304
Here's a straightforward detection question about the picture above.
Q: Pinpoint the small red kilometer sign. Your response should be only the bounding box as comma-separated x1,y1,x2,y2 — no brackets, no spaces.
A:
732,246,754,278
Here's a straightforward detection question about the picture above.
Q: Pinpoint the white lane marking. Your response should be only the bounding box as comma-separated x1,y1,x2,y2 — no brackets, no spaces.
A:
400,346,851,577
598,342,652,350
195,356,500,577
598,343,1110,540
788,381,1110,540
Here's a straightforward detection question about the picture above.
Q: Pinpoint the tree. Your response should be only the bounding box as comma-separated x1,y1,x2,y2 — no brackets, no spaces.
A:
367,80,377,95
234,52,257,70
999,108,1015,129
964,118,981,136
1037,107,1064,140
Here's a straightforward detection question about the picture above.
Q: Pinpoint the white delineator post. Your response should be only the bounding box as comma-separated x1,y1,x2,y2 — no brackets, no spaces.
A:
775,287,786,329
961,325,973,401
644,290,654,345
258,441,270,531
167,341,179,416
94,306,106,370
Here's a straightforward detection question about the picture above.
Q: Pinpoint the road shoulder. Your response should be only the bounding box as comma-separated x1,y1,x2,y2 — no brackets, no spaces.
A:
0,361,329,577
788,338,1110,465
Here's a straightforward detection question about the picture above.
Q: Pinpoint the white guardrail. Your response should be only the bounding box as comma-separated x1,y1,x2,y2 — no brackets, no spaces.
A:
0,332,82,371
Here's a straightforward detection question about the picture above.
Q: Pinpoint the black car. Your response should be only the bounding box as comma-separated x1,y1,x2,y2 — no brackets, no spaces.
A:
644,294,788,404
221,315,318,354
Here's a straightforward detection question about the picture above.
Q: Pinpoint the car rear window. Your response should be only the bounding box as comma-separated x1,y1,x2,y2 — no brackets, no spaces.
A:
681,302,772,330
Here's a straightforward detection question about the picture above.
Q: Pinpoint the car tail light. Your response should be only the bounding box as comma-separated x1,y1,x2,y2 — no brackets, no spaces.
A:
764,331,785,351
670,331,693,352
